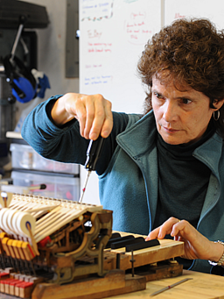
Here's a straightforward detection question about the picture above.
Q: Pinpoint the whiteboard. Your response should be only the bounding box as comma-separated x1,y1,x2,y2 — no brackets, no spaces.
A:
79,0,162,204
79,0,162,113
165,0,224,29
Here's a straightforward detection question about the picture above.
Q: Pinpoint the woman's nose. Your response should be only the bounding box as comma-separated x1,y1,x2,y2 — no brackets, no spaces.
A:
163,100,178,122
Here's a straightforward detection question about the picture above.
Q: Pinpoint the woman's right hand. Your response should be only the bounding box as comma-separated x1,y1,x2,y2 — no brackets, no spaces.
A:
51,93,113,140
146,217,224,262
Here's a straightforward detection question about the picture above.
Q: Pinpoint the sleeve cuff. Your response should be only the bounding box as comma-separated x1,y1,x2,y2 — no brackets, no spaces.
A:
46,95,77,129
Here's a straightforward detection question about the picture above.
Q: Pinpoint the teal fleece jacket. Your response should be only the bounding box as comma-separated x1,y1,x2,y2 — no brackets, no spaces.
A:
21,96,224,274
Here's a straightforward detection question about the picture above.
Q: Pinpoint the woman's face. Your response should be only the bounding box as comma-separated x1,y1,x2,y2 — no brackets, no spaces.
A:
152,77,222,145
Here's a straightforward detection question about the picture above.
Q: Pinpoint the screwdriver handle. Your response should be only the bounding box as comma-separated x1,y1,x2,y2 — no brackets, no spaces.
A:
84,136,104,171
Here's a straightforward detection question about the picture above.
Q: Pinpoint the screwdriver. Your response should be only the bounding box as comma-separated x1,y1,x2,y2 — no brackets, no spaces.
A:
79,136,104,203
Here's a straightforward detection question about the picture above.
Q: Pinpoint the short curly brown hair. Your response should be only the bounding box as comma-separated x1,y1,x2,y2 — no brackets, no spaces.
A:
138,18,224,116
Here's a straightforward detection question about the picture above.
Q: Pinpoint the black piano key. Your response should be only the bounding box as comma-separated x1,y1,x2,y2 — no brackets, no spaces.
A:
111,237,145,249
110,232,121,240
126,239,160,252
106,235,134,248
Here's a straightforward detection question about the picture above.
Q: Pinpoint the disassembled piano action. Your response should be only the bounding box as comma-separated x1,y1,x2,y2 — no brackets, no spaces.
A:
0,192,184,299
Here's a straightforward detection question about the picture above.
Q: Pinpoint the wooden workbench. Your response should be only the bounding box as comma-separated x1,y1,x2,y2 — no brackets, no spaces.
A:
110,270,224,299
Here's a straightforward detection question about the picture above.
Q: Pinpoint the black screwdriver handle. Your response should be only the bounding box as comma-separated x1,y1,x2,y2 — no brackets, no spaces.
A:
84,136,104,171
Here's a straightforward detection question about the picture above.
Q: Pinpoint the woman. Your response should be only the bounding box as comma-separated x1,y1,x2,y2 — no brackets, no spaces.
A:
22,18,224,273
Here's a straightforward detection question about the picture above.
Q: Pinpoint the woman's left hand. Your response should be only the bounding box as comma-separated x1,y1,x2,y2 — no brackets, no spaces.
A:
146,217,223,262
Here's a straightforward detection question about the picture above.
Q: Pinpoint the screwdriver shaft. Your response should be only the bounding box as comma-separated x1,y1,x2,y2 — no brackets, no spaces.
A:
79,171,91,203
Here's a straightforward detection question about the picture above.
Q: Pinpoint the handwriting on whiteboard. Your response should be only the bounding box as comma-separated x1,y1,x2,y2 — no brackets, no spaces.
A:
81,0,114,21
174,13,186,19
88,42,112,53
87,29,103,39
84,75,112,85
124,12,152,45
85,64,102,69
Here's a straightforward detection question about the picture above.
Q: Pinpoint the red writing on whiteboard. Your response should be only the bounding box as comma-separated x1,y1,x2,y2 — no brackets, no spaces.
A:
87,29,102,39
131,12,145,19
126,21,145,27
175,13,185,19
124,12,152,45
88,42,112,53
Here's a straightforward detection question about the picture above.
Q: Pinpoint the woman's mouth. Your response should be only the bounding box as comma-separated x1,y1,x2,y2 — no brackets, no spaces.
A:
163,126,179,133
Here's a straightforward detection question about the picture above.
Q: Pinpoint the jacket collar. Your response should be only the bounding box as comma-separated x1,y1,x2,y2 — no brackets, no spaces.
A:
193,132,223,179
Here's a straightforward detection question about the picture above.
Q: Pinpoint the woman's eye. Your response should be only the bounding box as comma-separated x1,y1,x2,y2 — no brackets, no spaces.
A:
182,98,192,105
154,92,163,99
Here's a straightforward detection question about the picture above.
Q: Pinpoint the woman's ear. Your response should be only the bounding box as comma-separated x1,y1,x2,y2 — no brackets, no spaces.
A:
213,99,224,110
